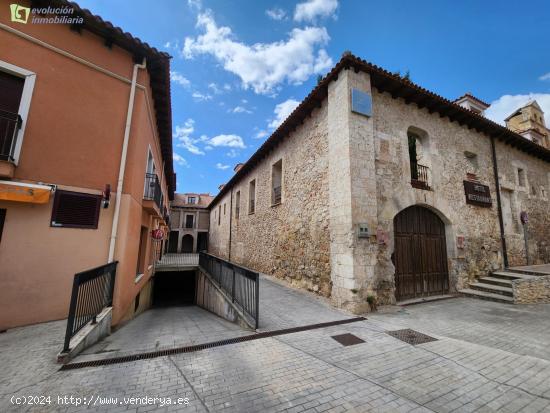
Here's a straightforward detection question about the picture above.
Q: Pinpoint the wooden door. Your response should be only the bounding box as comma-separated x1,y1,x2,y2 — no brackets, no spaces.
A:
394,206,449,301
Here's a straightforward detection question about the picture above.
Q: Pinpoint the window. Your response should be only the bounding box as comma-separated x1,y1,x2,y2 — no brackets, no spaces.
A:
0,209,5,243
136,226,148,275
271,159,283,205
218,205,221,225
51,190,101,229
0,61,36,164
541,186,547,200
249,179,256,214
517,168,526,187
224,203,226,215
185,214,194,229
235,191,240,219
188,196,196,204
408,130,430,190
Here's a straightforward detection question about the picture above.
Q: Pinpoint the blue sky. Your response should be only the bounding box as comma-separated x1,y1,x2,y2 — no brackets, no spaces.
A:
75,0,550,195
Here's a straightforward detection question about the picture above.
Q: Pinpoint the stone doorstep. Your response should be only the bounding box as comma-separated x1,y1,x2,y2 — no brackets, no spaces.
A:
458,288,514,303
491,271,537,280
469,282,514,297
396,294,456,306
56,307,112,364
478,276,513,287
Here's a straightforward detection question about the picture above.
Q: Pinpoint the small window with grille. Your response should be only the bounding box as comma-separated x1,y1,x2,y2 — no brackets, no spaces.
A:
50,190,101,229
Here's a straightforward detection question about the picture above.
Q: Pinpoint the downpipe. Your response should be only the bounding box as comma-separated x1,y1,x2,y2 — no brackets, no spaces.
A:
108,58,147,262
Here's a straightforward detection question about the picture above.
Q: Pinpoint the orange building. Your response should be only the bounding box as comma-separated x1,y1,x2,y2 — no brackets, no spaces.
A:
0,0,175,330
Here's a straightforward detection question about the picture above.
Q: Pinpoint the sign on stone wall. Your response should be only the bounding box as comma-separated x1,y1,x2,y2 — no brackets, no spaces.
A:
463,181,492,207
351,88,372,117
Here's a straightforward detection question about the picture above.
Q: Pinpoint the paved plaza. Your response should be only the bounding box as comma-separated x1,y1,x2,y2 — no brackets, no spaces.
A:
1,276,550,412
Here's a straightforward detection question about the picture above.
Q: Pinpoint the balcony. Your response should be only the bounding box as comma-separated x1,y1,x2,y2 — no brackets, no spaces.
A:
410,162,431,190
0,110,22,178
272,185,282,205
143,173,162,214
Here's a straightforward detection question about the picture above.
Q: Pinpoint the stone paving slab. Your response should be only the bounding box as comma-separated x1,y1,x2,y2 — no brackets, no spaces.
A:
2,278,550,412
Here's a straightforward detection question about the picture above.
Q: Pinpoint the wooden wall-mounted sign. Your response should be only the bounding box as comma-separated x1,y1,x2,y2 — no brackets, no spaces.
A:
463,180,492,207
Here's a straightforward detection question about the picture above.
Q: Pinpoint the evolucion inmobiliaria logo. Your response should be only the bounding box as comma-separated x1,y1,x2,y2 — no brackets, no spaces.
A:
10,3,84,25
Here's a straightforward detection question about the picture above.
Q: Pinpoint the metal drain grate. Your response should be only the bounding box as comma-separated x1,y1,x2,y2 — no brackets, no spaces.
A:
60,317,366,370
331,333,365,346
386,329,437,345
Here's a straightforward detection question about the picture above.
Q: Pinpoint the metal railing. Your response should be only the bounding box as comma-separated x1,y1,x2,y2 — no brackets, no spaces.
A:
249,199,255,214
62,262,118,352
0,110,22,162
273,186,282,204
144,173,162,210
199,252,259,329
410,162,431,190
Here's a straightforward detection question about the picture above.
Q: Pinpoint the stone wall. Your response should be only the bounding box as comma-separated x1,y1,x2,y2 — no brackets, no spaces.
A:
494,142,550,266
512,275,550,304
208,104,331,296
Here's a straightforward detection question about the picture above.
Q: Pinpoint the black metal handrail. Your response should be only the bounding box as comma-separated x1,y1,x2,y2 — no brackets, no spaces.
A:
199,252,259,329
410,162,430,190
62,262,118,352
144,173,162,209
0,110,22,162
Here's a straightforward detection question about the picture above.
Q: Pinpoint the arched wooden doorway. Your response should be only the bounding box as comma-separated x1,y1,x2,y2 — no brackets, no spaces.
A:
181,234,194,253
393,205,449,301
168,231,179,253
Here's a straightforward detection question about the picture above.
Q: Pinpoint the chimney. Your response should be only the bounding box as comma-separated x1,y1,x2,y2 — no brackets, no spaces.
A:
234,163,244,173
453,92,490,116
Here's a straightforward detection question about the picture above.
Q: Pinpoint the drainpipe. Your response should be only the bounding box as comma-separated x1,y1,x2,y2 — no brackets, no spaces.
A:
228,188,233,261
108,58,147,262
490,136,509,268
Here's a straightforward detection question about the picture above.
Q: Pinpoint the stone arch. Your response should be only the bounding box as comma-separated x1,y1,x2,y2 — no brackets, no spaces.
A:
181,234,194,253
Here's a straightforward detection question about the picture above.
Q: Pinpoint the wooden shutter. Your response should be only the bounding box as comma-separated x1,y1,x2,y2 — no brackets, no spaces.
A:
51,190,101,229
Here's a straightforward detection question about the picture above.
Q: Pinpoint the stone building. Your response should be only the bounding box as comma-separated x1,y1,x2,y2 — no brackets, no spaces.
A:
208,53,550,313
168,193,212,253
505,101,550,148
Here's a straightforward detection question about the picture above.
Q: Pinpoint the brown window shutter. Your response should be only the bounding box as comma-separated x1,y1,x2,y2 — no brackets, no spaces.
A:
51,190,101,229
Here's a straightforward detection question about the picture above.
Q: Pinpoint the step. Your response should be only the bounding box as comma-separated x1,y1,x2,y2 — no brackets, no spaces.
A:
491,271,537,280
459,288,514,303
478,276,513,288
505,266,550,276
469,282,513,297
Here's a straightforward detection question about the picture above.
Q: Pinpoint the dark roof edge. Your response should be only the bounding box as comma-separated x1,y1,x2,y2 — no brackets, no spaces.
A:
208,53,550,208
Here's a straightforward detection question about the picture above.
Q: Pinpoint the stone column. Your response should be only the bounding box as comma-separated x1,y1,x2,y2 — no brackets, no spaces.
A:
327,67,378,313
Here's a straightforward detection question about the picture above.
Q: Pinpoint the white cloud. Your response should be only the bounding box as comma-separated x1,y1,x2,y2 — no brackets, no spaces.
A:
208,134,246,148
231,105,253,114
183,11,333,94
485,93,550,126
192,91,213,101
294,0,338,22
226,149,239,158
539,73,550,81
255,130,269,139
208,83,223,94
173,119,205,155
173,153,189,167
170,70,190,88
268,98,300,129
187,0,202,10
216,163,231,170
266,7,286,20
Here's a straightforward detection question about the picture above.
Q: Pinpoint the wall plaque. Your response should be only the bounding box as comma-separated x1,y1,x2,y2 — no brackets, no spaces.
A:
463,180,492,207
351,88,372,117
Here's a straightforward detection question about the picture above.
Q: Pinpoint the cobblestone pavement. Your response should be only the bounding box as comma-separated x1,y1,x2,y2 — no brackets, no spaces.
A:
1,277,550,412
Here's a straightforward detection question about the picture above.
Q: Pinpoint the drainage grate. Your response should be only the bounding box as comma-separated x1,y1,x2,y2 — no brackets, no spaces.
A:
386,329,437,345
60,317,366,370
331,333,365,346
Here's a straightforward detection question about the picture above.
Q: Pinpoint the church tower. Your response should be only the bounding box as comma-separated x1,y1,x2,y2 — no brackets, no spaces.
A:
505,100,550,148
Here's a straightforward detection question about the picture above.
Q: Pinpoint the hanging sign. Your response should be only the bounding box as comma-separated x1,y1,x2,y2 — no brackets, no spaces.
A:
151,228,164,240
463,181,492,207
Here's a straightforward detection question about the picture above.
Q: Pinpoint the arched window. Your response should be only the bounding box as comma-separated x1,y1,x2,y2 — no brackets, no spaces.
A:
407,127,430,190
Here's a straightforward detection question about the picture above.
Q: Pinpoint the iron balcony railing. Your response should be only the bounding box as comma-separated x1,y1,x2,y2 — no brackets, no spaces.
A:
273,186,282,204
410,162,431,190
199,252,259,329
62,261,118,352
0,110,22,162
144,173,162,210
